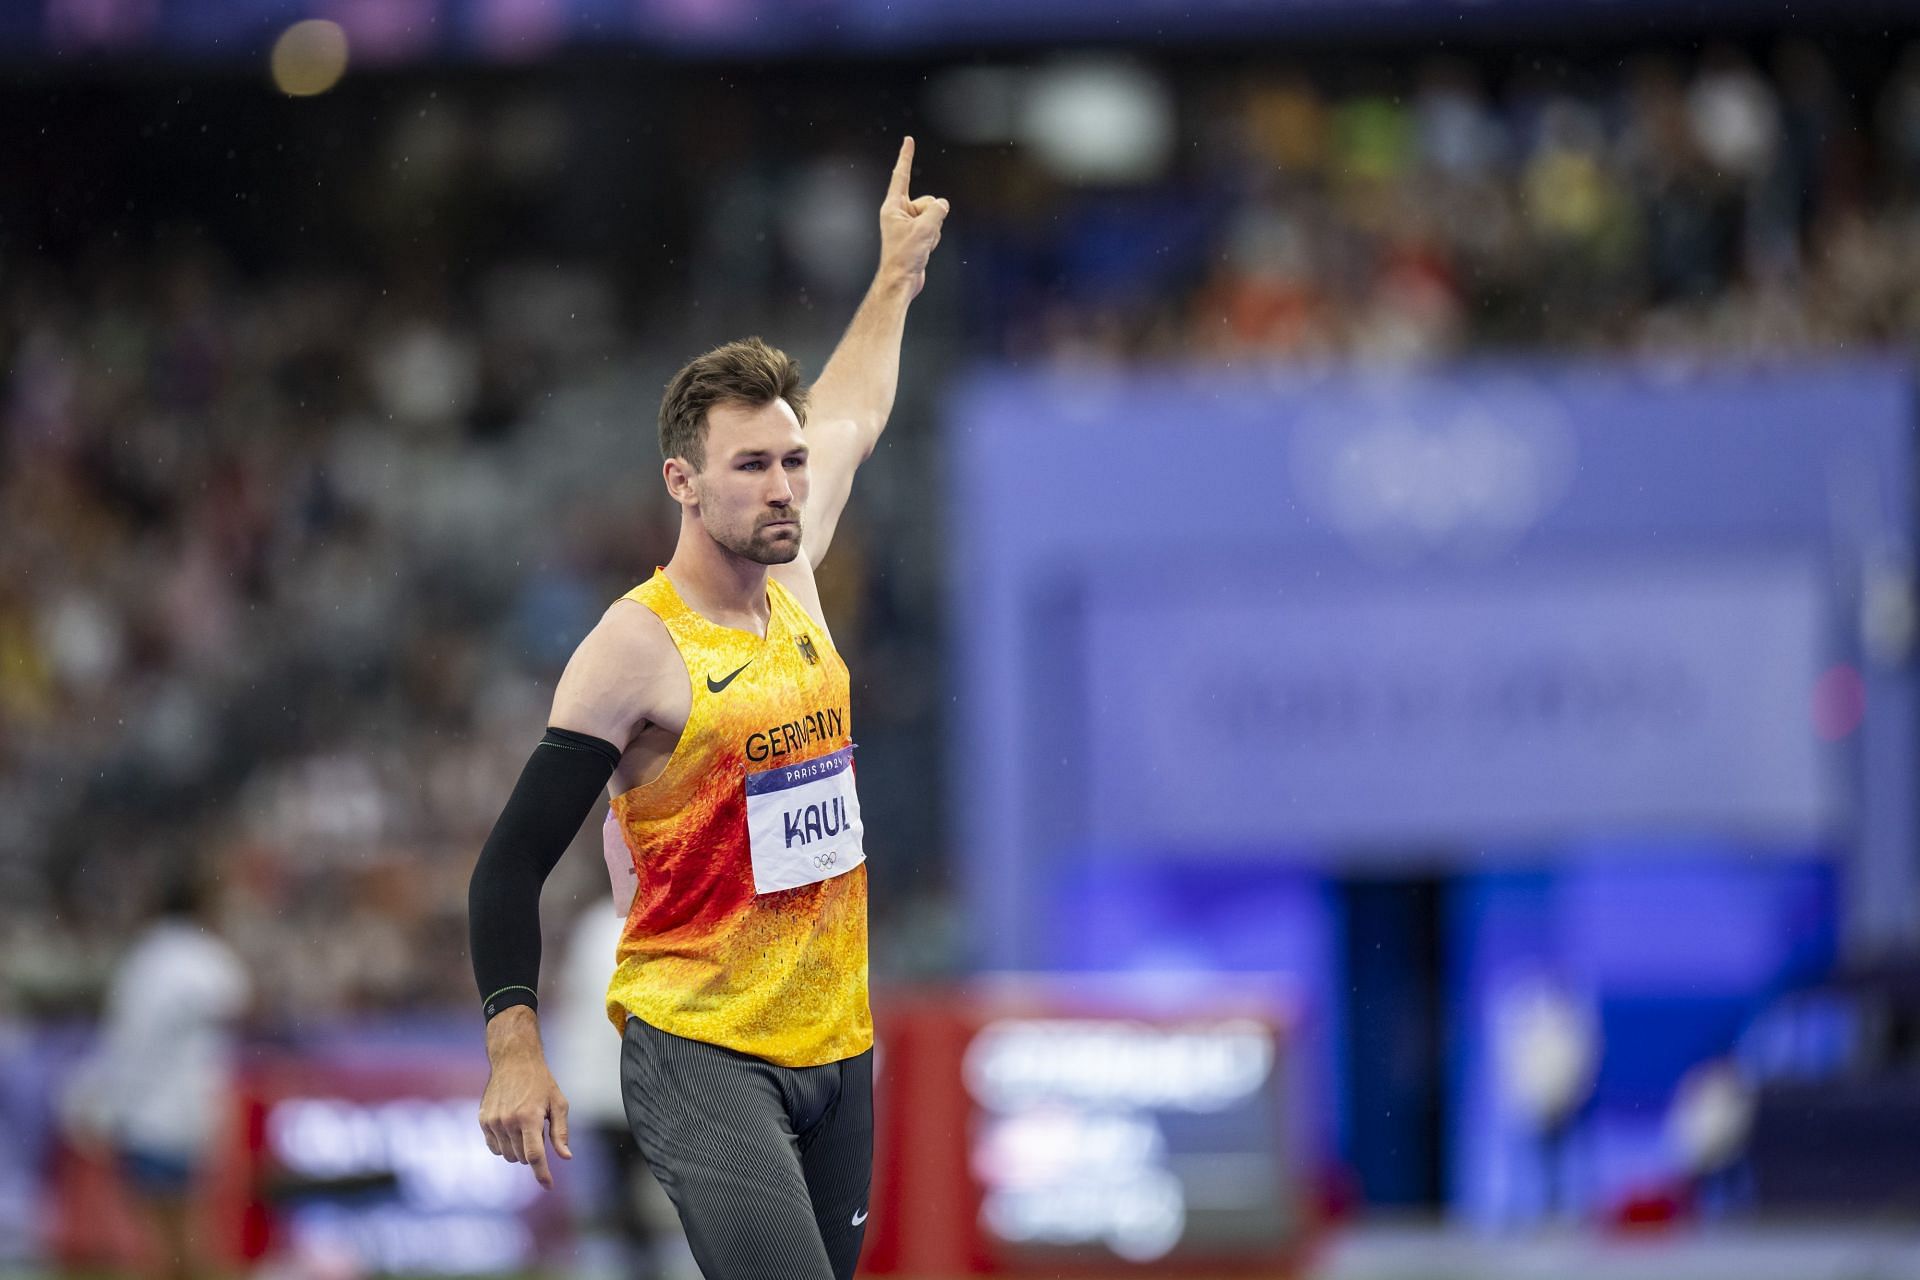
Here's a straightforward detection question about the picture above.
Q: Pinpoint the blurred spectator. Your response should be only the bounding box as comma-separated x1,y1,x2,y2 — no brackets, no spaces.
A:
58,865,250,1280
551,895,689,1280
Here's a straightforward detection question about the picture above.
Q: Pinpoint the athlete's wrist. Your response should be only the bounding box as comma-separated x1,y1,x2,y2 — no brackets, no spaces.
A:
483,1003,542,1060
869,262,918,303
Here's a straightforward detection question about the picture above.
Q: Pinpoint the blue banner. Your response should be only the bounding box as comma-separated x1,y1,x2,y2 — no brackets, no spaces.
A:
1080,555,1837,849
946,359,1915,966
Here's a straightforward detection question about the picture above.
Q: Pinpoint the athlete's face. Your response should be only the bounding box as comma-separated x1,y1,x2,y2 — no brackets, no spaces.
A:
676,398,809,565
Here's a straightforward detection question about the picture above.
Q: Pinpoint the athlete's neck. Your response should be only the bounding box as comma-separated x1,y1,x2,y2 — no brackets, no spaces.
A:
662,522,773,636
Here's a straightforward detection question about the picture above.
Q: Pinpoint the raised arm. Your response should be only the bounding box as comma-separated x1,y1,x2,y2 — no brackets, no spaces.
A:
793,135,949,568
468,602,671,1188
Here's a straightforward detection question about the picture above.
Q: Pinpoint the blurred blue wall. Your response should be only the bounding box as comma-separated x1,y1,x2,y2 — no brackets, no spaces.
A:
946,358,1914,1213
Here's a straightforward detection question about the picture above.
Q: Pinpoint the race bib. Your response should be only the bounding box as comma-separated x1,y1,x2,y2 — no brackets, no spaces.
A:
745,745,866,895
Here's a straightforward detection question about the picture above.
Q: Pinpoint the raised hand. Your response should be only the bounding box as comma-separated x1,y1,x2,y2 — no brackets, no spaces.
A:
878,135,949,301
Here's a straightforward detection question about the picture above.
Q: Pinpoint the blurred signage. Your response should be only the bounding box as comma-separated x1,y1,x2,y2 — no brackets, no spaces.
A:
964,1017,1287,1263
226,1039,545,1277
867,986,1303,1275
263,1095,539,1273
1080,555,1840,849
31,1025,539,1275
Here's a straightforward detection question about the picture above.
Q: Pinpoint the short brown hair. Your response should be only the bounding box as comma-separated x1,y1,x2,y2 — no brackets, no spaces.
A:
658,337,809,470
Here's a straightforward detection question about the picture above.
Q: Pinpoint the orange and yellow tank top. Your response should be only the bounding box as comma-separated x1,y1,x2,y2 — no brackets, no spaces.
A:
601,570,871,1067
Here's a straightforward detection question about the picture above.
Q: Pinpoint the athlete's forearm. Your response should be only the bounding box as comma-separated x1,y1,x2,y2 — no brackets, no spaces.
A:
807,268,916,454
467,727,621,1022
792,139,945,566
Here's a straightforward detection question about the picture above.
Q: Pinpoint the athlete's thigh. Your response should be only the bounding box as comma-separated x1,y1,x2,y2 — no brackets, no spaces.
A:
798,1049,874,1280
621,1017,835,1280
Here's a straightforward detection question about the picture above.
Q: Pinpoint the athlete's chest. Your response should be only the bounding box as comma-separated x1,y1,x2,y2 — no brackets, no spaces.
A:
606,604,864,899
626,609,846,771
681,619,850,752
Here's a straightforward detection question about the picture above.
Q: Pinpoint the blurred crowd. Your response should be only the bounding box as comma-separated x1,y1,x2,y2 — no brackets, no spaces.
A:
973,41,1920,362
4,33,1919,1023
0,242,944,1022
0,245,632,1017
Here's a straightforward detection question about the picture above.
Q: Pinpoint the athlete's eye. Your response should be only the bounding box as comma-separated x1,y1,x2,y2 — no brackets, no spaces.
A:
784,456,805,469
740,461,764,471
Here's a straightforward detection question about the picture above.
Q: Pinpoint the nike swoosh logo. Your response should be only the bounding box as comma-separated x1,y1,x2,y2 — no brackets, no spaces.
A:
851,1209,868,1226
706,662,752,694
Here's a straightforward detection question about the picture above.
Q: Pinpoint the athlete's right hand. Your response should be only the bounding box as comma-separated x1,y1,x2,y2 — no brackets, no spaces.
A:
478,1009,573,1189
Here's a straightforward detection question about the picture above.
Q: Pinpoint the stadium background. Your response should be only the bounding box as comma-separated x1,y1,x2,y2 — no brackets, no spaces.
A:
6,1,1920,1276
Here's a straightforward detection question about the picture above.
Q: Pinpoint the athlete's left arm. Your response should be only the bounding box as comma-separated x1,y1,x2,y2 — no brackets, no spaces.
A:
788,135,948,572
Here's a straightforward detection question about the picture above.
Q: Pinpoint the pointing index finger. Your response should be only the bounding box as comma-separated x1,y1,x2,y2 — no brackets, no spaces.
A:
889,135,914,201
523,1122,552,1189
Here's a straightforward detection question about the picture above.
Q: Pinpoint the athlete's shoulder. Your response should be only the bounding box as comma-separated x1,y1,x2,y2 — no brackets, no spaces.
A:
548,598,685,751
617,572,678,613
596,594,678,658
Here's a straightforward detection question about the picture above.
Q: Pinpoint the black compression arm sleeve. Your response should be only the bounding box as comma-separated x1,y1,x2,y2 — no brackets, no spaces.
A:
468,726,622,1021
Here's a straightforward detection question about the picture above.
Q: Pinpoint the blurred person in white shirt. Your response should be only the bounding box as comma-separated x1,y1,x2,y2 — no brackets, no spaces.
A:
61,864,251,1280
550,881,689,1280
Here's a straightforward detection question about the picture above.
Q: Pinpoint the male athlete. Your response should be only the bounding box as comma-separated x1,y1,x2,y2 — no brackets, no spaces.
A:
467,137,946,1280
